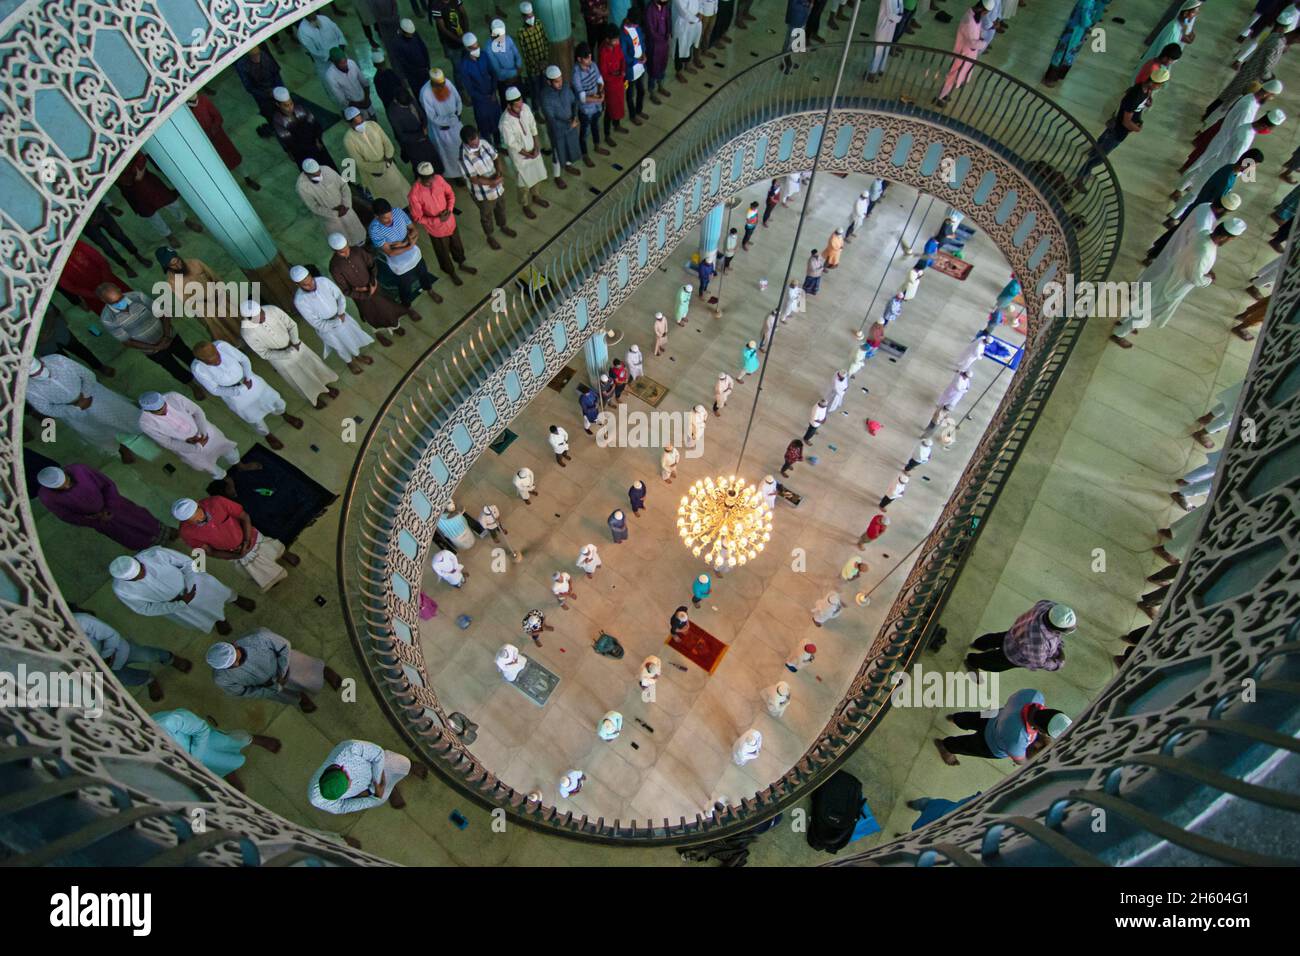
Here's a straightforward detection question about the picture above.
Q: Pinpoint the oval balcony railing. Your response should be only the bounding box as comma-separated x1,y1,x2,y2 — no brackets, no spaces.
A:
335,40,1123,845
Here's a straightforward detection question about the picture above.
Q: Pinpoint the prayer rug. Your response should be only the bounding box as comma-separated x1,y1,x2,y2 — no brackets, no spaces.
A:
512,657,560,707
667,621,729,674
488,428,518,455
932,251,973,281
776,483,802,507
879,336,908,359
205,444,335,546
546,366,576,392
627,375,668,407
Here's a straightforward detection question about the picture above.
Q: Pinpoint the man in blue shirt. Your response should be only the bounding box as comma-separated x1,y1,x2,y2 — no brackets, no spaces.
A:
934,688,1071,765
484,19,524,105
459,32,503,146
367,199,444,306
571,43,610,158
577,383,601,434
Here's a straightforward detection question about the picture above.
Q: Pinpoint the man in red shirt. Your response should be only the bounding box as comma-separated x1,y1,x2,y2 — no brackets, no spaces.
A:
609,358,630,400
857,513,890,550
407,162,477,286
173,495,299,592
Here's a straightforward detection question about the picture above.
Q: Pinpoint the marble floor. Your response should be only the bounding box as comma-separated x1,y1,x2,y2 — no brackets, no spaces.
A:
421,172,1015,824
26,0,1295,864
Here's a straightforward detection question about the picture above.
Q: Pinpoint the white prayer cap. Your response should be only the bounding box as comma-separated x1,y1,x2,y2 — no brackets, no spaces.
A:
743,729,762,746
545,64,562,80
1278,6,1298,28
1267,108,1287,125
1263,79,1284,94
491,18,506,36
654,311,665,318
698,574,709,584
109,556,141,580
372,49,386,64
301,158,320,174
560,769,581,787
206,642,238,669
138,391,165,411
684,283,693,291
764,474,775,484
860,190,869,198
1219,192,1242,211
28,357,43,375
272,86,291,102
1047,603,1077,631
400,17,416,33
497,644,520,662
1047,712,1073,737
36,467,66,489
921,437,933,446
327,232,348,250
747,339,757,348
462,31,478,47
289,264,310,282
898,473,910,483
416,161,435,176
171,498,199,521
1222,217,1247,236
775,680,791,696
981,0,994,8
239,299,262,318
430,67,446,83
343,106,361,121
520,1,534,13
854,329,865,340
505,86,522,101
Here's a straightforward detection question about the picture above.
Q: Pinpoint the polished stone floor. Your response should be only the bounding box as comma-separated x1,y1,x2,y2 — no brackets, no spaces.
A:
27,0,1292,864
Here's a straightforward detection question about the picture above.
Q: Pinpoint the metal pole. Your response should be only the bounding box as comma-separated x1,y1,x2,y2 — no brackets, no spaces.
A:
856,191,927,334
957,364,1009,431
712,196,741,318
735,0,868,475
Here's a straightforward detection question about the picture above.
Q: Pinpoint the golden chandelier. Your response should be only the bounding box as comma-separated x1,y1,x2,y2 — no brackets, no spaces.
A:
677,475,773,568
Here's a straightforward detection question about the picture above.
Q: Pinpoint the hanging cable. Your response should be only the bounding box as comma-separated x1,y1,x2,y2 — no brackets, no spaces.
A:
734,0,867,475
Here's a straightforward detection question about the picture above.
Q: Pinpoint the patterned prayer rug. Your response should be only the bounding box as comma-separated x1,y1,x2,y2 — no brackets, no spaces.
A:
626,375,668,407
932,251,973,281
667,622,729,674
512,657,560,707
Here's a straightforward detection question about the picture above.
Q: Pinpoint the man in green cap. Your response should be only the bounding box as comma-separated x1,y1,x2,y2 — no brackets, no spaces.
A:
308,738,427,814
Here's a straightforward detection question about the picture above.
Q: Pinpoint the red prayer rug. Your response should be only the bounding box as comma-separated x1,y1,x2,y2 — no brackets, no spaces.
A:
667,621,729,674
932,251,973,280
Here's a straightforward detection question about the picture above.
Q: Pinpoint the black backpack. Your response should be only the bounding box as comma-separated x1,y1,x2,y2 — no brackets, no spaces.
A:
806,771,864,853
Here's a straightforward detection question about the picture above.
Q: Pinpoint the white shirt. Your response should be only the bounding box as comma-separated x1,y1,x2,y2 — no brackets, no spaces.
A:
479,504,500,529
548,427,569,454
809,403,828,427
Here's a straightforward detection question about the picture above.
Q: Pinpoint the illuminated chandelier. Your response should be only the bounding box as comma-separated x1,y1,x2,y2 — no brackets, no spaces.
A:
677,475,773,568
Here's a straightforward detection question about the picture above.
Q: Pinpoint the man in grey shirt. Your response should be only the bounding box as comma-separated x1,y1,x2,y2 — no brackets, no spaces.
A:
205,627,342,712
97,283,205,398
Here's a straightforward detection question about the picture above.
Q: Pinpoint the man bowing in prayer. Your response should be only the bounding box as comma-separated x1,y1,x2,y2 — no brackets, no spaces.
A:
174,494,298,592
137,390,241,479
499,86,550,220
110,547,255,636
26,355,146,463
190,340,302,451
36,463,170,549
1112,218,1247,347
308,738,428,814
206,628,341,713
341,106,410,208
290,265,376,376
240,299,340,409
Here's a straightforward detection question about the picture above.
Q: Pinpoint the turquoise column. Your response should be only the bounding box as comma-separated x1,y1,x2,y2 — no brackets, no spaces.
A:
584,330,610,383
610,0,632,25
535,0,575,78
143,107,295,311
699,203,725,263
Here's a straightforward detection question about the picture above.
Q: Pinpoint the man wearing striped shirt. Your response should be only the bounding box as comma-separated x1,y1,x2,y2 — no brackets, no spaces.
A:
459,125,518,249
965,600,1074,673
366,199,444,306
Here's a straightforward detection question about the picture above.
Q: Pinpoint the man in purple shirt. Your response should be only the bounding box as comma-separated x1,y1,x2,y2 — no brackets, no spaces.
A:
36,463,170,550
935,688,1072,765
965,600,1074,673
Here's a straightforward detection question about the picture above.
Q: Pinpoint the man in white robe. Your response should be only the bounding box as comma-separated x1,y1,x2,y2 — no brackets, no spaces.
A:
760,474,778,511
290,266,375,373
955,333,990,373
420,69,465,178
342,108,409,207
137,390,241,478
26,356,145,460
688,404,708,448
308,738,425,814
1172,112,1284,218
296,13,346,92
625,344,644,380
513,467,538,503
713,372,734,416
732,729,762,766
296,159,366,246
190,341,300,450
1113,218,1245,344
869,0,905,79
496,644,528,682
934,371,972,416
240,299,340,408
673,0,703,71
824,369,849,413
110,548,252,635
781,281,804,321
324,52,375,118
431,548,467,587
763,682,792,718
499,87,549,217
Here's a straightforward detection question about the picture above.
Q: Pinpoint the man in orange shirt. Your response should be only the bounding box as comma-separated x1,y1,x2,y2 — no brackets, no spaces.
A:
407,162,477,286
173,495,299,592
